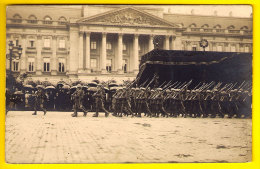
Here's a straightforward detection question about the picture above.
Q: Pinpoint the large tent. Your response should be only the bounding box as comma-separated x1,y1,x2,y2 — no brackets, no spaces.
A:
136,50,252,88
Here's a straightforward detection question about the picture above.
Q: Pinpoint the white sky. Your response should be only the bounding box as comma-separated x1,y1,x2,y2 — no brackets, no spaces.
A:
161,5,252,17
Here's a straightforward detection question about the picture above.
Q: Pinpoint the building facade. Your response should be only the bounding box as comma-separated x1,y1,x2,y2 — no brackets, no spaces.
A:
6,5,253,84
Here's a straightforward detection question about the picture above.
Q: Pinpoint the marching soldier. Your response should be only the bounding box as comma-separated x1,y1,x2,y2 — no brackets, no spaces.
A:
71,84,88,117
32,87,47,115
93,84,109,117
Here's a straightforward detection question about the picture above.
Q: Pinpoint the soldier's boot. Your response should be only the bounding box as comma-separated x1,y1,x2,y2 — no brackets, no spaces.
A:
93,112,99,117
210,113,216,118
71,112,77,117
32,111,37,115
83,111,88,117
105,112,109,117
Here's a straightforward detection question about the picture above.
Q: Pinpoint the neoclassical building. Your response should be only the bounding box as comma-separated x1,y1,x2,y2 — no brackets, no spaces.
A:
6,5,252,83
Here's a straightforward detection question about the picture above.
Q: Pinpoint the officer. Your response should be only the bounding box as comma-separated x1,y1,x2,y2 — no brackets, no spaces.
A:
32,86,47,115
93,84,109,117
71,84,88,117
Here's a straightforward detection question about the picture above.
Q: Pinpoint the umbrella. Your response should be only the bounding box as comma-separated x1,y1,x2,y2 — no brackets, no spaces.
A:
45,86,55,90
88,82,97,87
88,87,97,92
36,85,44,89
63,85,70,89
23,85,33,88
109,86,119,91
14,91,23,95
103,87,109,92
108,83,118,88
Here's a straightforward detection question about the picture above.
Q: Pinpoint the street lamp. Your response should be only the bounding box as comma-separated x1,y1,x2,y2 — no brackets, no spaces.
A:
7,40,23,90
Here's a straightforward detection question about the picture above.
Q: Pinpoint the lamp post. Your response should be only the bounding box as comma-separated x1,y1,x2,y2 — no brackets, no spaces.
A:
8,40,23,90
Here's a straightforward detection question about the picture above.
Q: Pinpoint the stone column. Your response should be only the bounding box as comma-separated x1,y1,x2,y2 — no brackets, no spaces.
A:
117,33,123,74
69,26,79,77
171,36,176,50
20,35,26,73
165,35,170,50
36,35,42,75
51,35,57,75
85,32,91,73
133,34,139,74
101,33,107,74
78,32,84,73
236,43,240,52
174,35,182,50
148,35,154,51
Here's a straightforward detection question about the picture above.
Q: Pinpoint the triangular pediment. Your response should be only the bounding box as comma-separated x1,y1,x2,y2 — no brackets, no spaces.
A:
77,7,179,28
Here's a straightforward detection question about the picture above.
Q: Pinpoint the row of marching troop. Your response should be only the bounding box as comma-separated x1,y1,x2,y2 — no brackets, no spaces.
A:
5,77,252,118
5,80,119,116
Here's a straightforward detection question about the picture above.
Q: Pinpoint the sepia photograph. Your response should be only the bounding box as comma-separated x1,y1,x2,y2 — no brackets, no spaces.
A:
5,4,252,163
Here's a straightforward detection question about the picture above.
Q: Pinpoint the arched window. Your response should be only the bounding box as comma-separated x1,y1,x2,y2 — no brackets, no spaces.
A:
227,25,235,29
12,14,22,23
213,24,221,29
58,16,67,25
201,24,209,28
43,16,52,24
27,15,37,24
189,23,197,28
240,26,248,30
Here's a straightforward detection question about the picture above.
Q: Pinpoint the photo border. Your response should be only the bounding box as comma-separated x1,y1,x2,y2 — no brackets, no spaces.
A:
0,0,259,169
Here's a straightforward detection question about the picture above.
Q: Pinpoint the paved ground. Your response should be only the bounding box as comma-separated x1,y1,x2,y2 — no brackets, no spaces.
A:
5,111,251,164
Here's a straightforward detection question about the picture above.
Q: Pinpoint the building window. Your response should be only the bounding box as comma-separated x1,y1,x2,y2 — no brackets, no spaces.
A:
59,63,65,72
12,61,19,72
231,45,236,52
43,58,50,72
29,40,35,48
43,16,52,24
58,16,67,25
106,59,112,72
217,45,223,52
91,41,97,50
44,38,51,48
106,42,112,50
28,58,35,72
12,14,22,23
59,39,65,48
123,43,127,51
28,15,37,24
192,45,197,51
90,59,97,69
28,62,34,72
123,59,127,73
245,46,250,52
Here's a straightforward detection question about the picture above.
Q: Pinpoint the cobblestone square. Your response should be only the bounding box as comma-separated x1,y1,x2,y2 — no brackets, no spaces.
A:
5,111,251,163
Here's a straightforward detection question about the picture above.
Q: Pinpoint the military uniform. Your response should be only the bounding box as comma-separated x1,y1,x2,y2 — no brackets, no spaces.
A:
32,88,47,115
93,85,109,117
71,84,88,117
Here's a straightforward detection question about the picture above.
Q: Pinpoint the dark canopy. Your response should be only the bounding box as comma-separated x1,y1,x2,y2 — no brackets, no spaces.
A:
136,50,252,88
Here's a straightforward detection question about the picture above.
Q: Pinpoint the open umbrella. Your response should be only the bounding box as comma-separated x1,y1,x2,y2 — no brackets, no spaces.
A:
14,91,24,95
108,83,118,88
24,84,33,88
88,82,97,87
63,85,70,89
45,86,55,90
88,87,97,92
36,85,44,89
